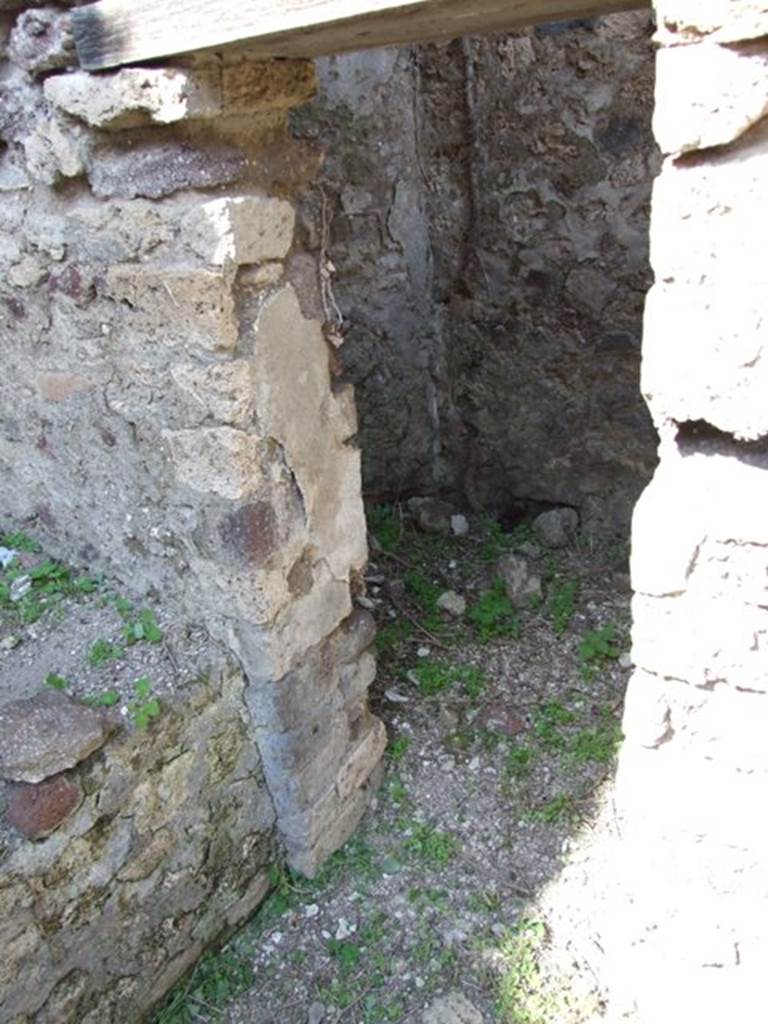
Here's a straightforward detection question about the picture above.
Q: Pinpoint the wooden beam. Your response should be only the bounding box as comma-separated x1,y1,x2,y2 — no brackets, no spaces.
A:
72,0,648,72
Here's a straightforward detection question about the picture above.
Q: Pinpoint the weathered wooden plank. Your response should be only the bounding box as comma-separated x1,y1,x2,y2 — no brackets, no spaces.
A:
72,0,648,71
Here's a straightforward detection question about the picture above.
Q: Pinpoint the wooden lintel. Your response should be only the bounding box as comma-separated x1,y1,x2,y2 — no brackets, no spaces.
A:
72,0,648,72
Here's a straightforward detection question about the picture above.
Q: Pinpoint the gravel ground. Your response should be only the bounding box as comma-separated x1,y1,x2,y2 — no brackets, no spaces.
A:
0,537,220,715
150,509,634,1024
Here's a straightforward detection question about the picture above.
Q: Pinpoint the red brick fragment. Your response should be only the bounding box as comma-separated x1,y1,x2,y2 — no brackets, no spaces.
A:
6,774,82,840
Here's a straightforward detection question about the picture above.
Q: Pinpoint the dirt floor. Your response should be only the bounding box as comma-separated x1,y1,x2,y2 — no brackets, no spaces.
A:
0,508,634,1024
154,506,634,1024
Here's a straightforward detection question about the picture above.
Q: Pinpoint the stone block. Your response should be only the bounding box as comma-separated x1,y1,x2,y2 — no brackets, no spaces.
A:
642,283,768,439
631,463,707,597
633,454,768,597
0,691,115,783
6,774,82,839
171,360,254,428
251,286,368,579
246,659,343,738
621,669,673,749
164,428,265,501
335,718,386,801
282,781,369,878
220,60,316,113
332,607,377,664
632,592,768,691
22,114,88,185
182,196,295,266
654,41,768,156
88,141,246,200
422,992,483,1024
650,123,768,290
8,6,74,74
44,68,220,130
35,372,96,403
655,0,768,45
217,497,298,565
497,552,543,608
9,255,45,289
103,265,237,351
256,711,351,816
339,651,377,704
532,507,579,548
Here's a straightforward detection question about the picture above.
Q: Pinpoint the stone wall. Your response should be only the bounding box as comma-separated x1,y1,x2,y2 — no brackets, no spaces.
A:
608,2,768,1019
0,5,385,1018
294,12,660,532
1,661,276,1023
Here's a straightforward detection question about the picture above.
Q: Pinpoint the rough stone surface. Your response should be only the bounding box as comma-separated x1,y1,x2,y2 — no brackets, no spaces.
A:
497,552,542,608
408,496,454,535
642,119,768,440
655,0,768,44
0,662,277,1023
5,773,82,839
104,264,239,351
0,31,382,1020
421,991,483,1024
532,507,579,548
0,691,115,783
44,67,221,130
183,195,296,265
298,16,658,533
654,40,768,156
88,140,248,199
606,8,768,1019
436,590,466,618
8,6,75,74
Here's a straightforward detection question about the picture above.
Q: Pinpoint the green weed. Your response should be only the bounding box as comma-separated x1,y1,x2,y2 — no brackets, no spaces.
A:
328,938,361,970
495,918,600,1023
375,619,411,655
385,773,408,805
410,659,454,696
504,745,534,780
0,531,42,553
359,909,390,947
467,890,503,914
388,735,410,763
410,659,484,698
468,580,519,641
404,569,441,614
531,700,576,751
459,664,487,702
122,607,163,645
527,794,574,825
111,595,134,616
0,555,100,624
88,638,124,666
404,822,458,866
367,504,402,553
84,690,120,709
45,673,69,691
129,677,161,728
319,978,359,1010
496,920,548,1024
408,887,450,912
547,576,579,636
569,710,622,764
152,944,254,1024
480,518,513,563
578,624,620,680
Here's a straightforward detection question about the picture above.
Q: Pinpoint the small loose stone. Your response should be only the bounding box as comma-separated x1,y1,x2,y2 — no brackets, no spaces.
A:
437,590,466,618
451,514,469,536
